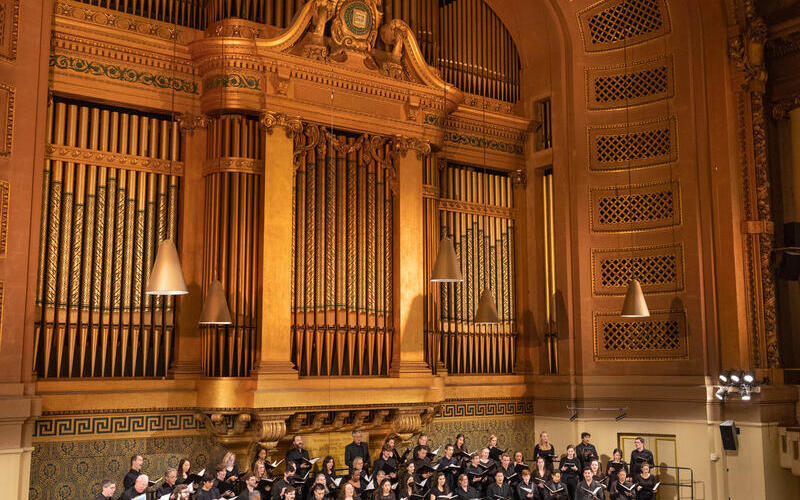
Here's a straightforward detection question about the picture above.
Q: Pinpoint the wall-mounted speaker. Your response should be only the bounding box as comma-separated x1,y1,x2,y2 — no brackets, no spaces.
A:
720,420,739,451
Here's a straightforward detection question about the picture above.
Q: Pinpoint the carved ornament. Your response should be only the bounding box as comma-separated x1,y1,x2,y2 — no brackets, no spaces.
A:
260,111,303,137
391,135,431,160
46,144,184,176
177,113,210,133
330,0,382,54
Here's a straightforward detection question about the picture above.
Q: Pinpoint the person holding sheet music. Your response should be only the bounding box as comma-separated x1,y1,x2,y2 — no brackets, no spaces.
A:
516,468,539,500
156,467,178,498
486,470,512,500
352,457,369,484
120,474,150,500
606,449,627,492
438,444,460,490
542,470,567,500
558,446,579,500
274,463,297,500
574,434,598,472
576,468,603,500
454,435,468,457
214,465,238,498
634,464,658,500
478,448,494,470
429,472,451,500
397,471,417,500
610,470,636,500
629,438,654,477
413,448,435,481
124,455,145,490
454,473,479,500
465,452,488,493
531,457,549,498
288,435,316,478
242,473,262,499
374,446,399,480
487,435,504,462
513,452,525,472
347,469,365,497
497,454,517,484
533,433,555,473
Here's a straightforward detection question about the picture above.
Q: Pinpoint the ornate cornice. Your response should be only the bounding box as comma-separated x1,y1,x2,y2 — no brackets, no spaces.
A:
260,111,303,137
46,144,185,176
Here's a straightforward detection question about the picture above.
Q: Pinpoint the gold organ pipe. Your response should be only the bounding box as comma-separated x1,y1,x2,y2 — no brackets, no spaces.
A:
35,99,179,378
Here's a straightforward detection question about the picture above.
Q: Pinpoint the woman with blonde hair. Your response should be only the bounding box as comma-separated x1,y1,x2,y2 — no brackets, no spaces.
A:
533,431,555,472
222,452,239,481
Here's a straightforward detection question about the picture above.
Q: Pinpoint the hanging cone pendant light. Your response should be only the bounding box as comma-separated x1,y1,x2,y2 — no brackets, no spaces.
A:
431,236,464,282
198,280,233,325
475,289,501,324
621,279,649,317
146,239,188,295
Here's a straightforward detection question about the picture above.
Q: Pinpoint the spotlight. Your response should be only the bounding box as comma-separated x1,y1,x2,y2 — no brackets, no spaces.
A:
743,371,755,384
718,371,729,383
569,412,579,422
615,412,627,422
730,370,743,383
741,386,751,401
715,387,728,401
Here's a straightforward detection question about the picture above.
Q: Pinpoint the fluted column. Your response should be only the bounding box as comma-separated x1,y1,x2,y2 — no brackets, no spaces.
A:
253,112,301,378
390,138,432,376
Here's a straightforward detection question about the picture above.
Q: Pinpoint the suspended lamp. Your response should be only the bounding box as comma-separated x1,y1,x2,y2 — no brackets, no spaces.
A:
475,289,501,324
198,280,233,325
146,239,188,295
620,279,649,318
431,237,464,282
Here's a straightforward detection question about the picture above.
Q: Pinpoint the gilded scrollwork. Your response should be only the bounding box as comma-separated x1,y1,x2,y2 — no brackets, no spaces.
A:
260,111,303,138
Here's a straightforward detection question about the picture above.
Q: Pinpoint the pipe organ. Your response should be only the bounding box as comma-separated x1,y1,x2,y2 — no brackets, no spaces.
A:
202,114,263,377
35,98,181,378
291,126,395,376
73,0,520,102
424,160,517,374
34,0,531,383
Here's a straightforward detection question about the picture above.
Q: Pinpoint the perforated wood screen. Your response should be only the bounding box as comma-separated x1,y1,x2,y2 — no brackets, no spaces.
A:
578,0,671,52
594,310,688,361
592,244,683,295
587,56,674,110
589,117,677,171
590,181,681,232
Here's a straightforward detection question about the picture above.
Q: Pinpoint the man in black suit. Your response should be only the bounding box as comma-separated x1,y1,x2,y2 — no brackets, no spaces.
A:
123,455,144,490
93,479,116,500
345,430,370,472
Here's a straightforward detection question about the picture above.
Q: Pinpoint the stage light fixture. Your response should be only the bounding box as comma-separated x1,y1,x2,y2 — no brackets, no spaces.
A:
730,370,743,383
741,386,751,401
715,387,728,401
743,371,755,384
719,371,729,383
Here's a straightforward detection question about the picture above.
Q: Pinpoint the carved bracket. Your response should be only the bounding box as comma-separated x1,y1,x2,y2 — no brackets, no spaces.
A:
177,113,210,134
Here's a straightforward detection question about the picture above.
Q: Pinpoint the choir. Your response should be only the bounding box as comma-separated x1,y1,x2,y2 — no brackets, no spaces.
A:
93,432,659,500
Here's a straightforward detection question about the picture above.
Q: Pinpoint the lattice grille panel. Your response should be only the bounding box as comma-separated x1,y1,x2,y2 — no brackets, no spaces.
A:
591,181,680,232
589,118,676,171
579,0,670,52
594,310,688,360
588,56,673,109
592,244,683,295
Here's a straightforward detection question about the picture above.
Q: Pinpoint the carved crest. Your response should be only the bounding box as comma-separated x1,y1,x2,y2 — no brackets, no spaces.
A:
331,0,382,53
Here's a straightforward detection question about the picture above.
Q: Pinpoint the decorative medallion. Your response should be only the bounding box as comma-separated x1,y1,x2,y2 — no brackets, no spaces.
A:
331,0,382,53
